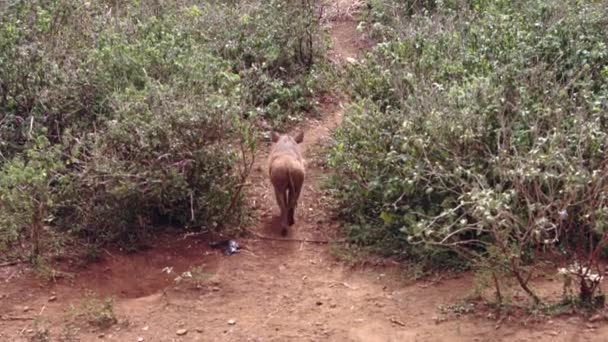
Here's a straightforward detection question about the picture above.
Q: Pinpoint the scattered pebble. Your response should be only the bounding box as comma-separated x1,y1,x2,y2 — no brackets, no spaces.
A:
228,319,236,325
176,329,188,336
195,328,204,333
23,306,30,312
142,326,149,331
211,287,221,292
48,296,57,302
98,333,105,339
137,338,144,342
547,331,559,336
316,301,323,306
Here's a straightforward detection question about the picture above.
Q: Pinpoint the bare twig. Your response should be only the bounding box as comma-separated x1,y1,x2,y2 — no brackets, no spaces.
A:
190,191,194,222
0,260,25,267
389,317,406,327
102,248,116,259
5,271,17,283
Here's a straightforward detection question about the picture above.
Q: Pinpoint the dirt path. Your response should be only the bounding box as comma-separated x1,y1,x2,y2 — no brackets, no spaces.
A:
2,2,608,341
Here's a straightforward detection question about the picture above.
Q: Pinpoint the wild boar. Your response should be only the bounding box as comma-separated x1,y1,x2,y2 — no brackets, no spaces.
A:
268,131,305,236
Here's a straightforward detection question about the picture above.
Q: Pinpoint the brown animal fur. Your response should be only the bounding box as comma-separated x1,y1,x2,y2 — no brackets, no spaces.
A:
268,131,305,236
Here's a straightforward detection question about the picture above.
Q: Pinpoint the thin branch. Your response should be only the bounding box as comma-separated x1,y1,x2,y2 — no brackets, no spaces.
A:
0,260,25,267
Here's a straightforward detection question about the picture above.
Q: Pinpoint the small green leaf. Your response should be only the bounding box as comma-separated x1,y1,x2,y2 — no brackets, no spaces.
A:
380,211,394,225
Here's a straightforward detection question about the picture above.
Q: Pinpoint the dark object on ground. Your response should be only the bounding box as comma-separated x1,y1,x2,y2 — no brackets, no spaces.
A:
209,240,240,255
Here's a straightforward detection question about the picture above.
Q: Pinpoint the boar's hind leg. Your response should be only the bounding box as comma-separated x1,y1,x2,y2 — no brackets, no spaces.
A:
287,173,304,226
274,188,289,236
288,193,297,226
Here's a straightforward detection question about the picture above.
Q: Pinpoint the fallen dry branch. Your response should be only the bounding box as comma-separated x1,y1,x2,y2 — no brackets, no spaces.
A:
389,317,406,327
0,260,25,268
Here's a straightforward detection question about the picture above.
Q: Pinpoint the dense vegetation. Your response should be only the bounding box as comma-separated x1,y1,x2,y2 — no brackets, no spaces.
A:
0,0,325,259
330,0,608,306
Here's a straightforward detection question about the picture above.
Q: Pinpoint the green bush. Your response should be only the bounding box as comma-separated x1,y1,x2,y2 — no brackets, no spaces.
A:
0,136,64,257
330,0,608,303
0,0,325,256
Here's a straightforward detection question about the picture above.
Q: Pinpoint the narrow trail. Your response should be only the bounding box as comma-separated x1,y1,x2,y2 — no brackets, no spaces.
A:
2,2,608,341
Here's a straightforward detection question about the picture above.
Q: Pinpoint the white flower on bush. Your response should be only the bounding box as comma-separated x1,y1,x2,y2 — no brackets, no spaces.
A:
588,274,603,283
558,263,603,285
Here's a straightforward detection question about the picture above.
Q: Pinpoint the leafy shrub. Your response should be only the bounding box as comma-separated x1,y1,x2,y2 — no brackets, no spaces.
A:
0,0,325,256
59,83,249,246
0,136,64,257
330,0,608,305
